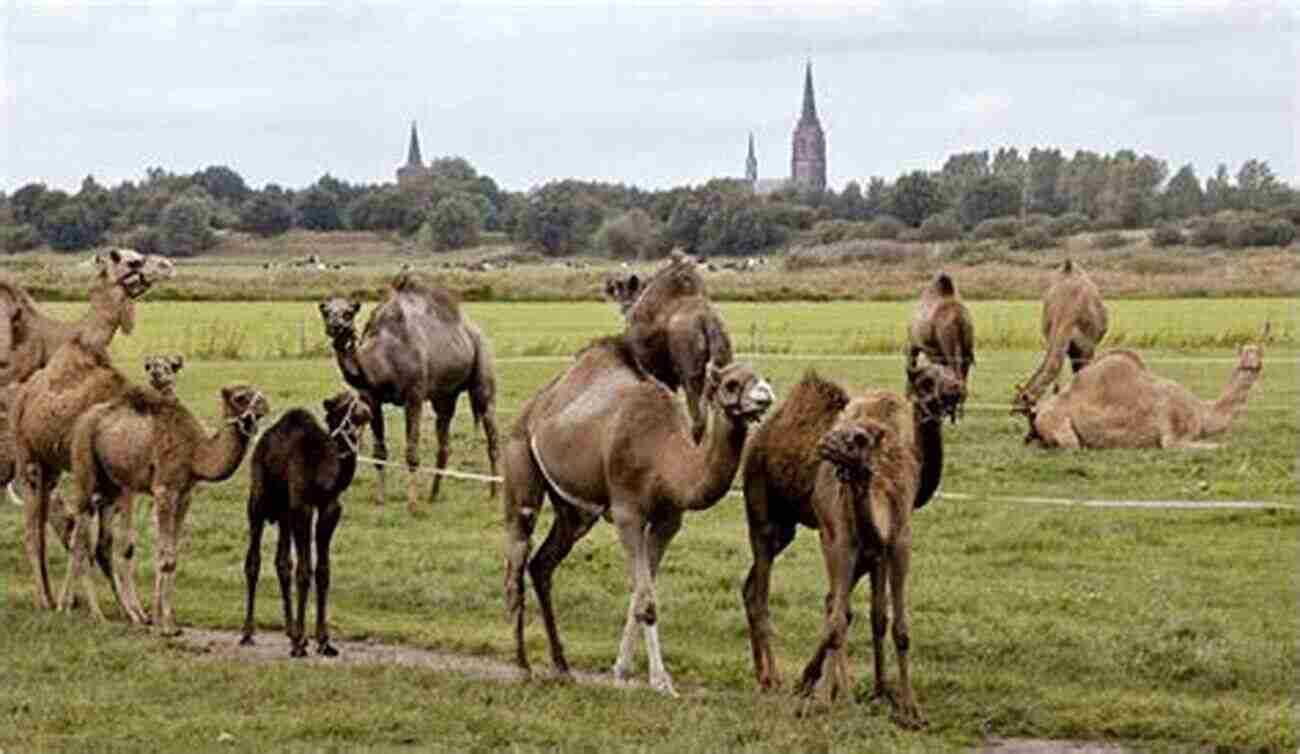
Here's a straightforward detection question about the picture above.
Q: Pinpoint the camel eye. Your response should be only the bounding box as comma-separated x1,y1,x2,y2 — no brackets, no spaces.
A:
725,378,740,392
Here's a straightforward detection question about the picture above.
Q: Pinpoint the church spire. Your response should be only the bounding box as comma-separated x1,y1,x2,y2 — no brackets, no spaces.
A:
745,132,758,183
800,61,819,124
406,121,423,167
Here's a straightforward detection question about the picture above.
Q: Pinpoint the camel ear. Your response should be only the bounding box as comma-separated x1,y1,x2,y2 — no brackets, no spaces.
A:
109,249,122,264
626,274,640,298
318,302,329,315
347,300,360,316
323,396,338,413
170,355,184,372
10,306,21,323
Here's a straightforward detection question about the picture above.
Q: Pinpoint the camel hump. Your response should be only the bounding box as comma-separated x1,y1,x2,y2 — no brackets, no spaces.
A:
579,334,646,379
390,272,461,322
121,385,171,415
784,369,852,420
931,272,956,298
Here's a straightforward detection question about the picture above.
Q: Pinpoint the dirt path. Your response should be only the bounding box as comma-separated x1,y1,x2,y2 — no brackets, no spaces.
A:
976,740,1138,754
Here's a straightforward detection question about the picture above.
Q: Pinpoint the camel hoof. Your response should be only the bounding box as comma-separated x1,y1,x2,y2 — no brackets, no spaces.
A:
317,641,338,657
649,674,678,698
157,626,182,637
239,634,255,647
290,643,308,658
892,706,927,730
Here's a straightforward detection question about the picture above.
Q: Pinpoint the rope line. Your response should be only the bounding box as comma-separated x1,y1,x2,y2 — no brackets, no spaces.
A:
494,353,1300,365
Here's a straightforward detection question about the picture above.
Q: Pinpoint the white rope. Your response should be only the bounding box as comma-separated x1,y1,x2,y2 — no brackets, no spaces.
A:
354,454,504,483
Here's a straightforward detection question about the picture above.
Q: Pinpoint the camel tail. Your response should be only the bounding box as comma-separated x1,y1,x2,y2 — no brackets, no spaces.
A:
932,272,956,298
467,329,496,433
7,481,22,507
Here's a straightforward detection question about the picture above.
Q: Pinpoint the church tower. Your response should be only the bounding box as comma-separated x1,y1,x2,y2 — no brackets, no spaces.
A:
745,132,758,184
396,121,429,185
790,62,827,192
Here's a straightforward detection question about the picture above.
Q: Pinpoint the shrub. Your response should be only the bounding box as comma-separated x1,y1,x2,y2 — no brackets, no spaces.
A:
1150,222,1185,247
428,195,483,251
971,216,1022,240
1187,216,1229,246
785,239,913,270
1091,231,1129,250
124,226,162,256
1227,218,1296,247
1010,226,1056,250
916,213,962,242
159,197,216,257
0,224,41,253
41,201,101,251
239,193,294,237
863,215,905,240
1022,213,1053,227
595,208,658,259
1046,212,1089,238
1089,214,1125,232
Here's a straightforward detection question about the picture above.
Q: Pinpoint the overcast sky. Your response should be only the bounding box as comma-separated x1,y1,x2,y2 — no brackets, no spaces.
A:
2,1,1296,194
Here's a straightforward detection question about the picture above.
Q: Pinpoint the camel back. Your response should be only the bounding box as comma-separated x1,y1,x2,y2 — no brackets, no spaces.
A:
745,369,849,505
626,256,707,328
365,273,462,335
510,334,645,440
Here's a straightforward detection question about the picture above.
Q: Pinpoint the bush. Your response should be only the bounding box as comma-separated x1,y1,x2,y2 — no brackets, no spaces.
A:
1089,214,1125,232
427,195,483,251
1046,212,1089,238
785,240,913,270
0,224,41,253
863,215,905,240
1227,218,1296,247
595,208,657,259
239,193,294,237
916,213,962,242
971,216,1022,240
1010,226,1056,250
123,226,162,256
1187,216,1229,246
41,201,101,251
159,197,216,257
1150,222,1185,247
1022,213,1053,227
1091,231,1129,250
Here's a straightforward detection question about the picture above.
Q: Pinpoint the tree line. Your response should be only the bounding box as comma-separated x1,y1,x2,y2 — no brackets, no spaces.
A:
1,147,1295,258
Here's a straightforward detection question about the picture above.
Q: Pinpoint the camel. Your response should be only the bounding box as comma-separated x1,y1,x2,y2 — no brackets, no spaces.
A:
907,272,974,417
144,354,184,396
604,253,734,442
741,366,962,726
240,391,371,657
319,272,499,513
1012,259,1108,414
503,336,773,695
1024,345,1263,450
61,378,269,633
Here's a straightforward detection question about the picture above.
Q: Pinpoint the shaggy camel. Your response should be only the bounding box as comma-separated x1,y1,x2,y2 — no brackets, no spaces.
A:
320,273,499,512
1024,345,1263,449
144,354,184,396
503,336,773,695
240,391,371,657
1012,259,1108,414
907,272,974,416
604,253,733,442
63,380,269,632
741,366,962,726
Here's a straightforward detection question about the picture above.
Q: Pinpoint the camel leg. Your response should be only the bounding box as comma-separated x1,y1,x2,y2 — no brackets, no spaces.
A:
289,512,313,657
91,495,128,620
612,511,677,696
366,396,387,506
152,490,190,636
274,515,293,645
314,503,342,656
469,381,500,500
742,485,799,691
528,501,599,679
428,397,455,504
240,513,266,646
22,464,55,610
796,527,856,708
503,438,544,674
613,512,683,682
868,558,890,703
887,543,925,728
403,399,425,514
111,494,149,624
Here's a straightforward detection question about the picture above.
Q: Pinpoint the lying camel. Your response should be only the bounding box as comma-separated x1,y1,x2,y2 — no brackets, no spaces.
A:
907,272,973,416
1012,259,1108,414
144,354,184,396
64,381,270,632
1024,345,1263,449
604,252,733,442
504,336,773,695
741,366,962,726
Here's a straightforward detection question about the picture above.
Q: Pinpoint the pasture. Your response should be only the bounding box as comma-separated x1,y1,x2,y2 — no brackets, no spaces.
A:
2,298,1296,753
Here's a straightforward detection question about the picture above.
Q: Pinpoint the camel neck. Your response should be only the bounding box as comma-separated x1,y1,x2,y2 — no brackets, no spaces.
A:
911,405,944,510
676,413,749,511
190,422,253,482
77,281,133,348
331,333,370,390
1203,366,1260,437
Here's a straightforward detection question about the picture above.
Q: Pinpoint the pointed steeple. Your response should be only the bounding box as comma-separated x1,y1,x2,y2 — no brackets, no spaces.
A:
406,121,423,167
800,61,819,124
745,132,758,183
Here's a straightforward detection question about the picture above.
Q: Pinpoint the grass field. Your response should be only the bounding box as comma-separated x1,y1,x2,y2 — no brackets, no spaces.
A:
2,299,1296,753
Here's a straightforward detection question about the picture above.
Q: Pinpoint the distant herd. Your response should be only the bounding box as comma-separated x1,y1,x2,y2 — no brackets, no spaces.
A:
0,248,1265,727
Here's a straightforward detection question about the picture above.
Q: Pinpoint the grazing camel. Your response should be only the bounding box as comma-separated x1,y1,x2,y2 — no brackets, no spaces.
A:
503,336,773,695
1012,259,1108,414
319,273,499,513
144,354,184,396
1024,345,1263,449
741,366,961,726
63,380,270,632
907,272,974,416
240,391,371,657
604,252,734,442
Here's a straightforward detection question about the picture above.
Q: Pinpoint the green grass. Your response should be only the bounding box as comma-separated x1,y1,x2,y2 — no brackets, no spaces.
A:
1,300,1296,753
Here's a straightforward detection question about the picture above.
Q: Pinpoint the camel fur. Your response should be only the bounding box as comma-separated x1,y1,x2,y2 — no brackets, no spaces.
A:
144,354,184,396
62,379,269,633
1024,345,1263,450
320,272,500,513
604,252,734,442
503,335,773,695
1012,259,1108,414
740,366,962,726
907,272,974,417
241,391,370,657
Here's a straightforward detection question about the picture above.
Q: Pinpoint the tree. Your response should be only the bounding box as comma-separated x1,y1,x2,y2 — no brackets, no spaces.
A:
1235,159,1286,210
158,196,216,256
41,201,101,251
596,208,658,259
10,183,52,226
889,171,945,226
1025,147,1066,215
193,165,251,205
957,175,1021,228
864,177,890,218
938,151,989,208
1204,163,1236,214
832,180,868,221
1162,164,1204,219
427,194,482,250
239,190,294,237
1058,150,1108,217
513,181,606,256
295,186,343,231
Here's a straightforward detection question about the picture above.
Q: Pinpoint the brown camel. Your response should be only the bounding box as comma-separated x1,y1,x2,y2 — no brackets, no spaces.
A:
144,354,184,396
604,253,734,442
62,379,269,633
319,272,499,513
741,366,962,726
240,391,371,657
503,336,773,695
907,272,974,417
1012,259,1108,414
1024,345,1263,449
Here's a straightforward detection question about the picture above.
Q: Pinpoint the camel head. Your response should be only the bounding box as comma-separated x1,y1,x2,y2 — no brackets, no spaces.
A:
817,412,892,483
96,248,175,299
604,273,641,318
0,286,31,376
703,361,774,425
906,362,965,424
319,297,362,346
1236,343,1263,375
144,354,184,393
220,383,271,438
323,390,371,456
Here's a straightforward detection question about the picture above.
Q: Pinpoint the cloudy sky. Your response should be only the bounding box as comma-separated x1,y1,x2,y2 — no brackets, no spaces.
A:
2,1,1295,193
